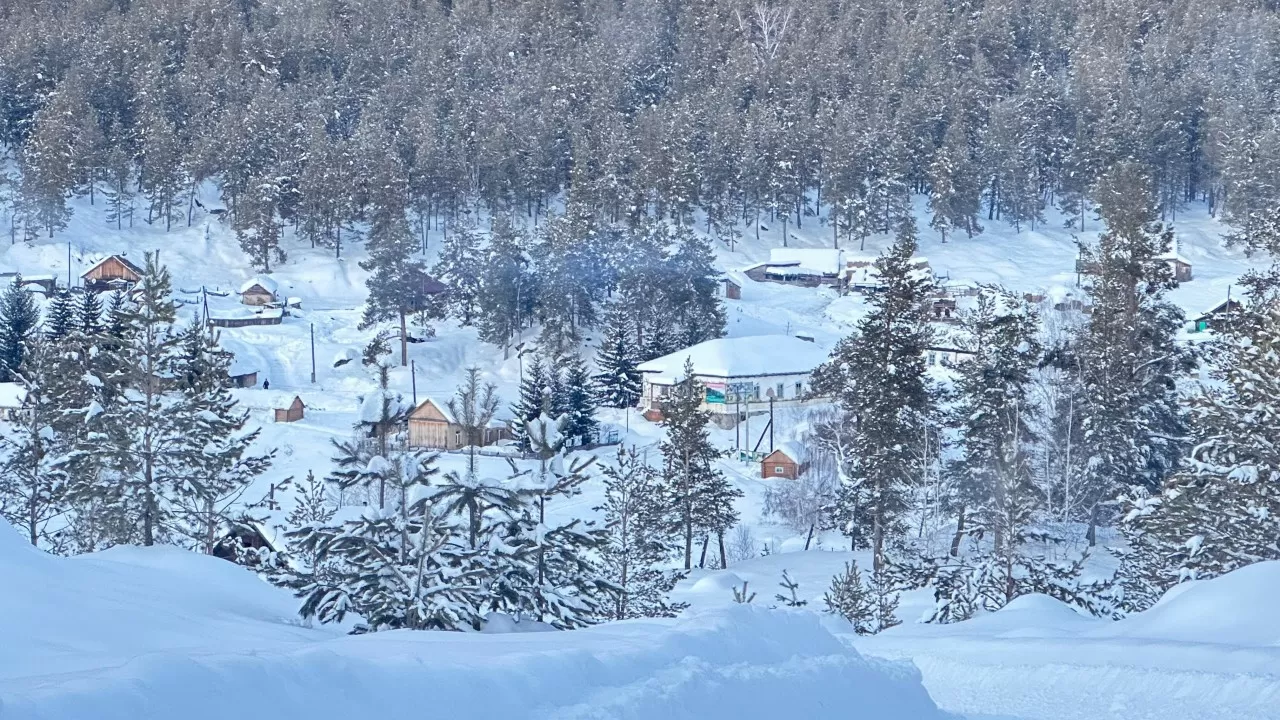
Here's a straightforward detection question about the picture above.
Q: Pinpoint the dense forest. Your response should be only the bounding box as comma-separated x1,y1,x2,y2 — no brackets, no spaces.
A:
3,0,1280,255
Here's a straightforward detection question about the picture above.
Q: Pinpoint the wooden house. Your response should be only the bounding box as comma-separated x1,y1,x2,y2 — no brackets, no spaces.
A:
1163,255,1193,282
274,396,305,422
761,442,808,479
407,397,510,450
925,346,976,368
239,276,279,306
82,255,143,292
229,369,258,388
1193,299,1244,333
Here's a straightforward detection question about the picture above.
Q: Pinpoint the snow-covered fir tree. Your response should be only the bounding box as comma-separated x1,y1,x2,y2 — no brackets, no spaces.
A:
810,217,936,569
824,560,900,634
594,308,643,409
510,354,551,453
44,289,75,340
555,352,598,446
167,318,275,553
517,412,616,628
1074,164,1190,544
0,275,41,382
597,446,687,620
446,367,500,474
360,198,431,367
433,225,484,325
658,358,741,570
475,215,533,348
1117,270,1280,610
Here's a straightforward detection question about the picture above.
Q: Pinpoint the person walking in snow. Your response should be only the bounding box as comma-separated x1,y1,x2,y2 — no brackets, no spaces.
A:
263,379,270,390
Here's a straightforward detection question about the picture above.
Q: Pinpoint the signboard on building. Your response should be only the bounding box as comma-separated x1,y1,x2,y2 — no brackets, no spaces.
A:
726,381,758,403
705,382,727,404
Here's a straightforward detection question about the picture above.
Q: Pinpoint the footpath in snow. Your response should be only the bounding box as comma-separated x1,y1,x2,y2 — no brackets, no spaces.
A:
0,519,952,720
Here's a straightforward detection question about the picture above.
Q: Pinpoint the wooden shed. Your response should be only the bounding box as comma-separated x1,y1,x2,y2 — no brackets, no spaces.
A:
407,397,463,450
723,277,742,300
229,369,258,388
82,255,143,292
761,442,808,480
239,276,279,306
274,396,305,422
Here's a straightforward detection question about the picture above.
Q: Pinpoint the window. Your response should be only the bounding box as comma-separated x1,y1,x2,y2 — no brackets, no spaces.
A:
774,466,784,474
795,381,803,397
776,382,785,399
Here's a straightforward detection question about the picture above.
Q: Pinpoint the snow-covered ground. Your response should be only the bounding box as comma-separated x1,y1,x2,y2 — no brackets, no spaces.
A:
0,518,952,720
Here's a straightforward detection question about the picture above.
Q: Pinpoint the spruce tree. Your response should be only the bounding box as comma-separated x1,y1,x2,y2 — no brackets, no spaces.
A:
433,224,484,325
811,218,936,569
0,275,41,382
75,289,103,337
594,308,643,409
556,352,598,446
510,354,551,453
658,358,740,570
476,215,534,348
0,336,78,546
360,200,431,367
1117,271,1280,610
44,289,75,340
1074,164,1189,544
597,446,687,620
169,319,275,553
947,288,1044,600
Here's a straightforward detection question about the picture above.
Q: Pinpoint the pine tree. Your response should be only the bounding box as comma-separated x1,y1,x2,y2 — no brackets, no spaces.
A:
810,218,936,569
1074,164,1189,544
593,308,643,409
433,225,484,325
597,446,687,620
76,253,184,547
44,289,75,340
290,452,483,632
0,336,79,547
360,200,430,367
510,354,551,453
1117,271,1280,610
947,288,1044,601
476,215,534,348
556,352,598,446
659,358,740,570
0,276,41,382
74,289,103,337
516,416,616,628
168,318,275,553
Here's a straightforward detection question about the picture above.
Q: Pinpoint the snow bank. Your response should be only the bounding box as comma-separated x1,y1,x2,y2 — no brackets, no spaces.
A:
0,519,952,720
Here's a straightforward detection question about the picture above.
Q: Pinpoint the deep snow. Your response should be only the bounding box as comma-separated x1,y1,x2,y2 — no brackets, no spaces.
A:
0,518,953,720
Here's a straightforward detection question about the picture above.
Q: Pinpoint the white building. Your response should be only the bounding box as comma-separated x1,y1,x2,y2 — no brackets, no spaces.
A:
637,335,831,423
766,248,845,279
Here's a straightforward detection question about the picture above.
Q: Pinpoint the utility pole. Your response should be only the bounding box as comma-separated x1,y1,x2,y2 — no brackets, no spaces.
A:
411,359,418,405
768,396,775,453
66,242,71,289
309,323,316,384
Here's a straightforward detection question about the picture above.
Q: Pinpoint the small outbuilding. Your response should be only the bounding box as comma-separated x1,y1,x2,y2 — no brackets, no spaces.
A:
274,396,305,423
212,520,284,565
761,442,808,479
724,277,742,300
932,298,957,321
239,277,279,306
1193,298,1244,333
82,255,143,292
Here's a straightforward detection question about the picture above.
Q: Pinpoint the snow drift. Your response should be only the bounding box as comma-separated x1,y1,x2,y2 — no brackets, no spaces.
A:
855,563,1280,720
0,519,952,720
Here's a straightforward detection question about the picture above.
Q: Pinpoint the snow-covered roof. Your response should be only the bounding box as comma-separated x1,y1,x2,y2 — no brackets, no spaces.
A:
1157,251,1192,265
208,306,284,321
359,389,411,424
239,276,279,296
773,441,808,464
767,248,844,275
638,335,830,383
0,382,27,409
81,254,143,278
410,397,457,424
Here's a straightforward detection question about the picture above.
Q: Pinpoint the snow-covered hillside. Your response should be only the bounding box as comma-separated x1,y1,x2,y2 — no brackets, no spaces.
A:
0,517,951,720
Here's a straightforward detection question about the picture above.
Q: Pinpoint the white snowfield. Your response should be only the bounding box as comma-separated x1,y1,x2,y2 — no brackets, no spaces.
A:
855,563,1280,720
0,519,953,720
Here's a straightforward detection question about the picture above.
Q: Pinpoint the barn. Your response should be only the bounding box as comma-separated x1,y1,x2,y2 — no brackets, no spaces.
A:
274,396,305,422
761,442,809,479
239,276,279,306
82,255,143,292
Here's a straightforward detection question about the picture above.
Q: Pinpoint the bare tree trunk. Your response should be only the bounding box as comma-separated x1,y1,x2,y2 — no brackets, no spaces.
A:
399,310,408,366
950,505,965,557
